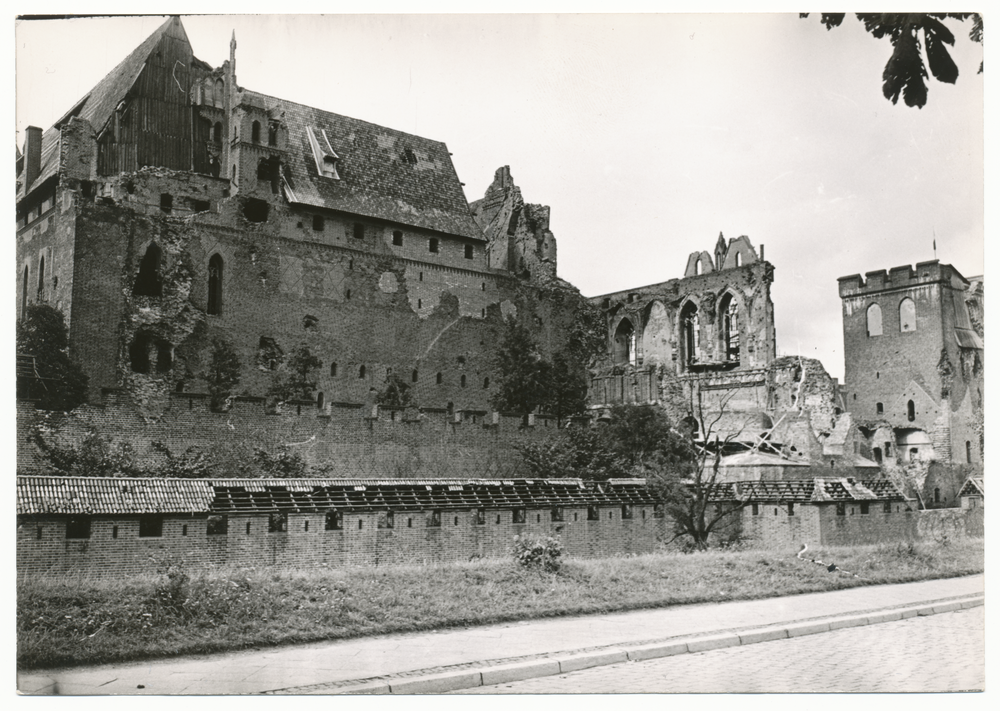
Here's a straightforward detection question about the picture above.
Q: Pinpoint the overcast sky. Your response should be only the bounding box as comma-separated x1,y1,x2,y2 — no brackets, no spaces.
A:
15,13,984,381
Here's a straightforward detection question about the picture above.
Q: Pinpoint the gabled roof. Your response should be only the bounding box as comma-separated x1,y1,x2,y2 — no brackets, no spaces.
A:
17,16,186,202
253,89,483,240
958,477,984,498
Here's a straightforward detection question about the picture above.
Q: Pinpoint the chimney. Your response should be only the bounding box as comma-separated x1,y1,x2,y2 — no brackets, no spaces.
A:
24,126,42,190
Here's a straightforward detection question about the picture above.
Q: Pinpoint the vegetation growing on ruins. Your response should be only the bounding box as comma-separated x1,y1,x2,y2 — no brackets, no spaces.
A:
16,305,89,411
206,337,241,412
17,539,982,670
29,425,323,479
376,373,416,410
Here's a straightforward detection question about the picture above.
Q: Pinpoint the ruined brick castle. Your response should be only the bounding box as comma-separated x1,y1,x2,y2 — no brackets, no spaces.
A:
15,17,982,488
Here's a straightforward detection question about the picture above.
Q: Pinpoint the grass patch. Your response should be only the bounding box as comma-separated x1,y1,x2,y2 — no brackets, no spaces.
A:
18,538,983,670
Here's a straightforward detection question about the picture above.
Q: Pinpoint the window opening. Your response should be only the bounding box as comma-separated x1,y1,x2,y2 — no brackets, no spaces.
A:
966,440,972,463
392,230,403,246
207,254,223,315
213,121,222,143
133,243,164,297
112,526,118,539
353,223,365,240
860,502,870,515
899,297,916,332
317,392,324,410
465,244,474,259
876,402,883,415
313,215,325,231
160,193,173,214
621,505,634,520
359,365,366,379
37,256,45,300
66,516,91,539
330,363,338,377
476,509,486,526
680,301,699,367
428,511,442,527
460,375,467,388
242,198,269,222
512,508,526,524
866,303,883,337
268,122,278,146
429,238,439,253
483,377,490,389
436,372,443,385
412,369,419,383
587,506,599,521
326,511,343,530
751,503,759,515
907,400,915,421
207,515,228,535
257,337,283,371
934,488,941,504
246,521,252,535
268,512,288,533
787,503,794,516
251,120,261,144
613,318,636,366
182,524,188,536
720,293,740,362
139,515,163,538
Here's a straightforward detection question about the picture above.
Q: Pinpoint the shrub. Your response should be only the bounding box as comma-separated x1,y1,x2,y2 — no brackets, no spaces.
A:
511,534,563,572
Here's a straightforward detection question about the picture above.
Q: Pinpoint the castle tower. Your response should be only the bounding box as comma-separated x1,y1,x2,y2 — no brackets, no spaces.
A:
838,260,983,465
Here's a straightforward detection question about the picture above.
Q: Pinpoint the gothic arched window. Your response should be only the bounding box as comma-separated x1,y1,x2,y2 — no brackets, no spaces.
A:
613,319,636,366
133,243,163,297
720,293,740,362
207,254,223,315
899,297,916,332
866,303,883,337
680,301,699,368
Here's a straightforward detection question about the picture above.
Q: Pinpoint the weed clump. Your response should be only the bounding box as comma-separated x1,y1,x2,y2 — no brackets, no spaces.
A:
511,534,563,572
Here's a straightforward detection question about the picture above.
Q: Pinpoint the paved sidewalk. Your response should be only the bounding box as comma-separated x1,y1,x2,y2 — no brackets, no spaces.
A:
18,574,983,695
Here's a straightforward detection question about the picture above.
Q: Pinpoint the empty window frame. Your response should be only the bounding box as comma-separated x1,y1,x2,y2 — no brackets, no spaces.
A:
860,502,870,515
160,193,173,214
251,120,261,143
330,362,338,377
139,514,163,538
313,215,325,231
378,511,395,529
133,243,164,297
427,510,442,528
353,223,365,240
587,506,600,521
464,244,474,259
65,516,91,539
392,230,404,246
325,511,343,530
899,297,916,332
551,507,564,522
268,512,288,533
866,303,883,337
680,300,699,366
621,504,634,520
207,515,229,535
836,502,846,516
613,318,637,366
512,508,526,524
787,503,795,516
428,238,439,253
876,402,884,415
907,400,916,421
476,509,486,526
720,292,740,362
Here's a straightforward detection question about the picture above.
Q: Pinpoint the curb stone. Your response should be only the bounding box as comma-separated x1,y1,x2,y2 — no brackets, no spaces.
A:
272,593,984,695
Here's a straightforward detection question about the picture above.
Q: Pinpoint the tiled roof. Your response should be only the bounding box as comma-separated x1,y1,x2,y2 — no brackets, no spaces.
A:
255,89,483,240
17,17,181,201
17,476,215,515
16,477,658,515
705,478,908,503
958,477,984,498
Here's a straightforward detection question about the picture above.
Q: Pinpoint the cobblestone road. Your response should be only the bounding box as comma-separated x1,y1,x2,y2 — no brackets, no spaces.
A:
459,607,984,694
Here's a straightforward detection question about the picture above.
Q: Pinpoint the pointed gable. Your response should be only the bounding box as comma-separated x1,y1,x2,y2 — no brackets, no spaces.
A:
17,17,192,202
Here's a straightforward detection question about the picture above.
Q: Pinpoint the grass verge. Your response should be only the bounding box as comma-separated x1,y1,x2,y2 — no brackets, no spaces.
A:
18,538,982,670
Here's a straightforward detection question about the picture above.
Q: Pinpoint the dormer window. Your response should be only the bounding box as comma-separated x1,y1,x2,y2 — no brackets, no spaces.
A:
306,126,340,179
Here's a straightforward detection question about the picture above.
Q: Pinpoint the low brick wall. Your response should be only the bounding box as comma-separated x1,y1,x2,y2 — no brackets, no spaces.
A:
17,505,668,577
